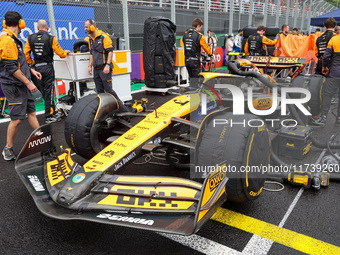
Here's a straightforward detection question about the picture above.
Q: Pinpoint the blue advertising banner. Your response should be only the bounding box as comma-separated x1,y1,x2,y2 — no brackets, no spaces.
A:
0,2,94,50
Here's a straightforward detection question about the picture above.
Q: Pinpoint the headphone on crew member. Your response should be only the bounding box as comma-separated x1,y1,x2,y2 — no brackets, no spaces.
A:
88,19,96,33
3,18,26,29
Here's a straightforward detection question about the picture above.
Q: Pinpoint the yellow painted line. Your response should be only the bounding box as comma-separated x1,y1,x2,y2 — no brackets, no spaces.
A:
212,208,340,255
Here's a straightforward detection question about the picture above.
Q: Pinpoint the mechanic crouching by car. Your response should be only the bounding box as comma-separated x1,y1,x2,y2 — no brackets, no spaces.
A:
25,19,68,124
181,18,212,79
85,19,128,112
313,31,340,127
0,11,42,161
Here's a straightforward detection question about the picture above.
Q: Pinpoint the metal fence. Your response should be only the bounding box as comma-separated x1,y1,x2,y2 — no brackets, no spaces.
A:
0,0,336,52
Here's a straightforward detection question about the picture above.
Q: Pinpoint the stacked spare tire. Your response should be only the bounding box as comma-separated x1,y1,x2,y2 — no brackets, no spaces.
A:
143,17,177,88
265,27,280,56
241,27,257,52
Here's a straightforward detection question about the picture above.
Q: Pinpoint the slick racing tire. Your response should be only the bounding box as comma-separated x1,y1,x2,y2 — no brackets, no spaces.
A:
65,94,119,159
264,27,279,37
196,112,270,203
73,40,89,52
307,74,324,117
289,74,311,125
243,27,257,38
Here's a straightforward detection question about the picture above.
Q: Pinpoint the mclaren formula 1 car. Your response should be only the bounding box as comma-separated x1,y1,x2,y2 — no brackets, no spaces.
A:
15,59,311,235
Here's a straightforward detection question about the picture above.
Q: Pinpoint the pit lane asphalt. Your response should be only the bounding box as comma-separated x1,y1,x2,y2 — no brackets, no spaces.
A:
0,91,339,255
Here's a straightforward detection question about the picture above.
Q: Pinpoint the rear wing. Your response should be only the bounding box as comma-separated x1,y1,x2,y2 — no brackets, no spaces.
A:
246,56,306,69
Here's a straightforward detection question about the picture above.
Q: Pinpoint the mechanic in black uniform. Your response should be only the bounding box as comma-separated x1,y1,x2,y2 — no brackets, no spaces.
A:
314,17,336,75
25,19,67,123
181,18,212,78
244,26,277,56
85,19,128,112
313,27,340,126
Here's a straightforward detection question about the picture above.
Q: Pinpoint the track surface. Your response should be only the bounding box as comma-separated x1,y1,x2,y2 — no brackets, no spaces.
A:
0,91,339,255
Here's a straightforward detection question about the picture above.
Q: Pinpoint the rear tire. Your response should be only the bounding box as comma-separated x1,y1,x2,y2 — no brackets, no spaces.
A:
196,112,270,202
308,74,324,117
290,74,314,125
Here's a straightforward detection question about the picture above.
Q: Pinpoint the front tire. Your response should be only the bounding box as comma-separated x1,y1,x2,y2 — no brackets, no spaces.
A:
64,94,119,159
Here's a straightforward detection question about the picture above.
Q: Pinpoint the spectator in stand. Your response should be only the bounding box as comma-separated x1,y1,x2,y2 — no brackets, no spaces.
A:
262,0,266,14
233,29,243,52
335,26,340,35
244,0,250,13
292,28,299,35
256,0,261,14
315,28,321,33
212,0,221,11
